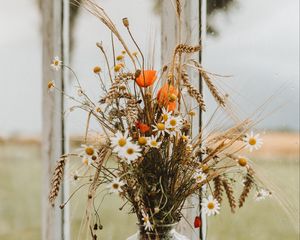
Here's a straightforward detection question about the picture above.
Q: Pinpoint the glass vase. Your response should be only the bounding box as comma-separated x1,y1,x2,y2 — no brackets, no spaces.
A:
126,223,190,240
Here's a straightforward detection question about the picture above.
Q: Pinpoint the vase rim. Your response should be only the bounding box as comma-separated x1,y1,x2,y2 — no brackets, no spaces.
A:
136,222,178,228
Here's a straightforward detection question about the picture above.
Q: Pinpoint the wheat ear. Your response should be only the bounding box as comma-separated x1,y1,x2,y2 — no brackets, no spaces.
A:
49,157,66,206
201,70,225,106
222,178,237,213
239,168,255,208
213,176,224,204
175,44,201,54
181,69,206,111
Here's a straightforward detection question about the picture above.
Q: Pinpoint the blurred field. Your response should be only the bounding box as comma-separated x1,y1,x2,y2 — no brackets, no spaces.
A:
0,132,299,240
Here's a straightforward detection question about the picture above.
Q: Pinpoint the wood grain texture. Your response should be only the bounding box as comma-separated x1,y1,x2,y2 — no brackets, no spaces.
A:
41,0,70,239
161,0,205,239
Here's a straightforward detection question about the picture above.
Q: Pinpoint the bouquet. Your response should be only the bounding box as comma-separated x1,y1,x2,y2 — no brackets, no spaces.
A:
48,1,271,239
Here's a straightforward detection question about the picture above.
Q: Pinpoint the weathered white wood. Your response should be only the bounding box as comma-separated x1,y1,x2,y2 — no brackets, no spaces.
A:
161,0,206,239
42,0,70,239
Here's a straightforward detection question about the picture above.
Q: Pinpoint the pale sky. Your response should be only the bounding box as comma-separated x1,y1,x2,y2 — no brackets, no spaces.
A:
0,0,299,136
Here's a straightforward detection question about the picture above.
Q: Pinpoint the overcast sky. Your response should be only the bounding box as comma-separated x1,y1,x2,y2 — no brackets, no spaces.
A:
0,0,299,136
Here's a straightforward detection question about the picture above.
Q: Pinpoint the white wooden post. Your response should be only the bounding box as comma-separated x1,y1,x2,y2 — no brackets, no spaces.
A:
161,0,206,239
42,0,70,239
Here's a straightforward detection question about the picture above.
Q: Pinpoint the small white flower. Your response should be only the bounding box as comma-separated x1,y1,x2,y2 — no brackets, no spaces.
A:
107,177,125,194
193,170,207,184
255,189,271,201
147,135,161,148
243,131,263,152
165,115,183,130
201,195,220,216
110,130,132,153
78,144,97,166
51,56,62,71
79,144,96,157
141,211,153,231
161,107,172,122
119,142,141,163
152,122,169,137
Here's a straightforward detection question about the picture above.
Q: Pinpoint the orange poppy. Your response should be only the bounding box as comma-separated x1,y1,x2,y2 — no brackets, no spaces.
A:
157,83,178,111
135,121,150,133
136,70,157,88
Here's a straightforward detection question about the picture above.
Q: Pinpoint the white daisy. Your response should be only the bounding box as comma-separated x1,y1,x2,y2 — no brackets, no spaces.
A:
165,115,183,130
147,135,162,148
141,211,153,231
51,56,62,71
201,195,220,216
193,170,207,184
243,131,263,152
79,144,96,157
110,130,132,153
119,142,141,163
161,107,172,122
255,189,271,201
152,122,169,137
107,177,125,194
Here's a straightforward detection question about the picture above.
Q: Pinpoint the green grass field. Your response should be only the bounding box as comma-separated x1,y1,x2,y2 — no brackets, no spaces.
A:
0,142,299,240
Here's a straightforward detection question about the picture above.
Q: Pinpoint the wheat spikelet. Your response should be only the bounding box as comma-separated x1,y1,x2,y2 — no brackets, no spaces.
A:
49,157,66,206
175,44,201,54
176,0,182,17
181,69,206,111
222,178,237,213
239,168,255,208
213,176,223,204
201,70,225,106
126,97,139,124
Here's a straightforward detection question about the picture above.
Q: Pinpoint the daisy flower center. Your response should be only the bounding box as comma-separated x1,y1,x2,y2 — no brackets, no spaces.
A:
127,148,134,155
238,157,247,167
53,60,59,66
138,137,147,145
151,141,158,146
48,81,54,89
169,119,177,126
248,138,257,145
207,202,215,210
163,114,169,121
118,138,127,147
157,123,165,131
112,183,119,189
85,147,94,156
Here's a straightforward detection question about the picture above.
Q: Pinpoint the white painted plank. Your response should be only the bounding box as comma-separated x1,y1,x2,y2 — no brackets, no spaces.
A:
161,0,206,239
41,0,70,239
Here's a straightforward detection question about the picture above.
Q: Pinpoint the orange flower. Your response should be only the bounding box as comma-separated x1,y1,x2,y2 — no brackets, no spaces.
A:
135,121,150,133
136,70,157,88
157,83,178,111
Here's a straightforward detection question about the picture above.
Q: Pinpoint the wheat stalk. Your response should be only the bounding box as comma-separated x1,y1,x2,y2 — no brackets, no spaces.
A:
49,157,66,206
222,178,237,213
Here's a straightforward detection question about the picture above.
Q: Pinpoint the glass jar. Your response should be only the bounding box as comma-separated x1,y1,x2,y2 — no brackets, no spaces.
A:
126,223,190,240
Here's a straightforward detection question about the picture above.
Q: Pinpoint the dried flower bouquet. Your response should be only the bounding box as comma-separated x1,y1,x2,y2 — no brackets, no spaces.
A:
48,0,271,239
